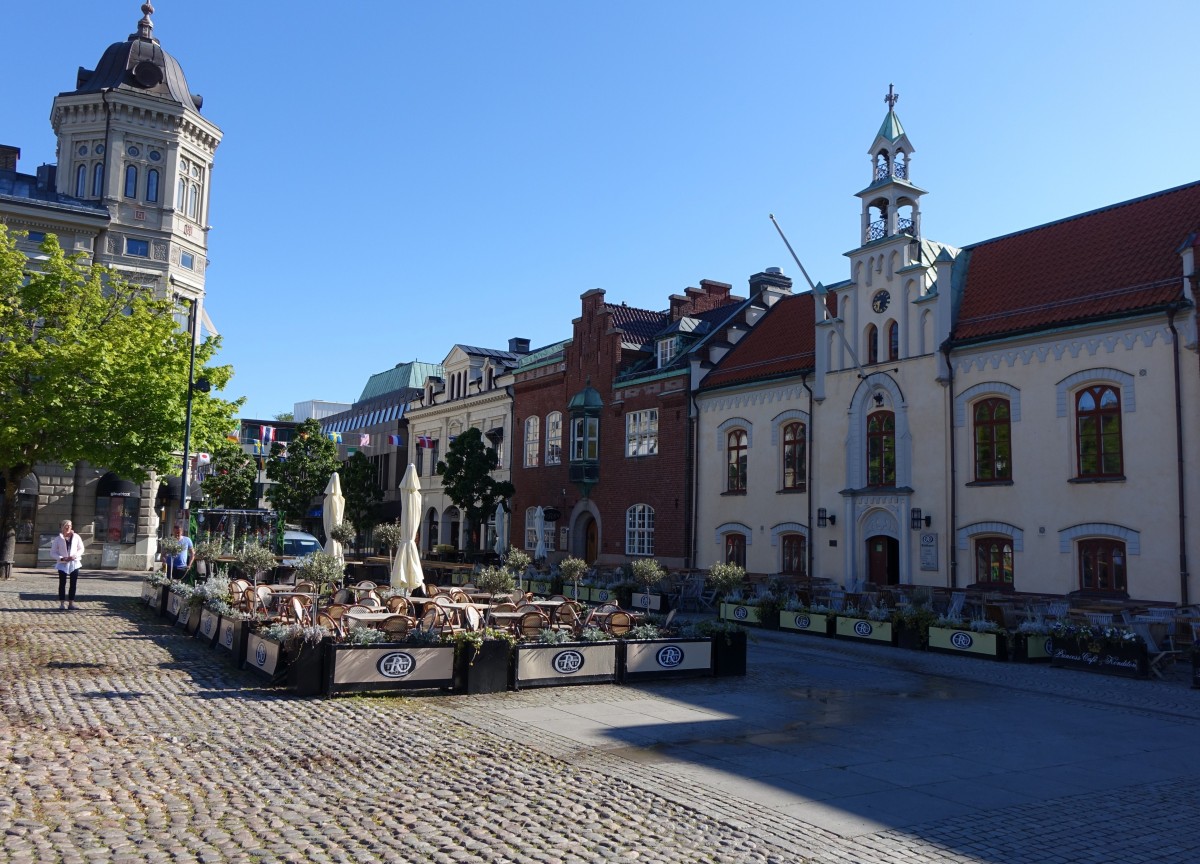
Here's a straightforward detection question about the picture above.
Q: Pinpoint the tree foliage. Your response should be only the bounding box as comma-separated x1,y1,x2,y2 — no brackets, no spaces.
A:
201,437,257,509
340,450,383,541
435,427,514,551
264,418,338,525
0,228,242,563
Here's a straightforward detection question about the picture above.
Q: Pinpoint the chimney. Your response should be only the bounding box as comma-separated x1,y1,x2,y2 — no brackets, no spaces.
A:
0,145,19,172
36,164,56,190
508,337,531,354
748,267,793,296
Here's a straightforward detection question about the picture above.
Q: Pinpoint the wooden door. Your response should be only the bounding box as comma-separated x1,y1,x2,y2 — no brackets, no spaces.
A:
867,535,899,585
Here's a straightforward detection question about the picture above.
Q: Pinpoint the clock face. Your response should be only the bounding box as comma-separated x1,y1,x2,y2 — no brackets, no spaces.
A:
872,290,891,313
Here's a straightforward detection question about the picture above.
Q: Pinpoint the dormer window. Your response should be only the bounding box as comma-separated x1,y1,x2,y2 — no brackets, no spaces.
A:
657,337,677,368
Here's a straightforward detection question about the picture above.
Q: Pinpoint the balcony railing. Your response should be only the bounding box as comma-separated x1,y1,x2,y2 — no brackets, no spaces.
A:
867,219,886,241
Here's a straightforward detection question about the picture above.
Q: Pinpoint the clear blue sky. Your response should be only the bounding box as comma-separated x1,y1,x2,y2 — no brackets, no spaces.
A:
7,1,1197,419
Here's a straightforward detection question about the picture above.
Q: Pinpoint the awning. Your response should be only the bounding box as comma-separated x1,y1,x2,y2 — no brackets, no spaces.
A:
159,475,202,501
306,505,323,518
98,472,140,498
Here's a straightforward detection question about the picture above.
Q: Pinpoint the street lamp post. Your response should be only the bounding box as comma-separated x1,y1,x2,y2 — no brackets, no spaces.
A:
179,297,209,529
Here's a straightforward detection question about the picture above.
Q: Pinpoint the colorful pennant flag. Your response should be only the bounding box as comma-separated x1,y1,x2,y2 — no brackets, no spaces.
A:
359,433,371,447
195,452,211,466
259,425,276,443
327,431,343,444
387,433,403,447
417,435,434,448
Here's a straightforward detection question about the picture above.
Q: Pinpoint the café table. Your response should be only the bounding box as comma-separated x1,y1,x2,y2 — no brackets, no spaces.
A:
344,610,394,630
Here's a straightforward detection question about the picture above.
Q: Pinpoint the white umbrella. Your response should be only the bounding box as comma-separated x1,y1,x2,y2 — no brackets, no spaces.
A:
493,501,506,558
391,464,425,593
323,472,345,562
533,506,546,561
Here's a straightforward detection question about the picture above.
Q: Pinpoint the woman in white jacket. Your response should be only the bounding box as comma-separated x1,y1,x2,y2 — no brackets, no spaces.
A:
50,520,85,610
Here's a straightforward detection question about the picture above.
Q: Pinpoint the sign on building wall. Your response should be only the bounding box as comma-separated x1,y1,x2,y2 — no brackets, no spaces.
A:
919,532,938,571
559,526,568,549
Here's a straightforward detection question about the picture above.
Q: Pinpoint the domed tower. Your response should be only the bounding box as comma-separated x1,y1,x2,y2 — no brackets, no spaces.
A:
50,3,222,321
857,84,923,245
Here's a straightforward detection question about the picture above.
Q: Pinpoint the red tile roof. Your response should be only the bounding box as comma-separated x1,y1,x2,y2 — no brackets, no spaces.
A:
700,293,816,390
953,181,1199,342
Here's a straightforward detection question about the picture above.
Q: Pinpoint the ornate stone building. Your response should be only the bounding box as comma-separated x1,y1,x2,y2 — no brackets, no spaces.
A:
0,4,221,568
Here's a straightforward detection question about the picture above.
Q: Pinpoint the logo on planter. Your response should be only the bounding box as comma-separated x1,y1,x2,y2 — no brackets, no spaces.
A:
795,614,811,629
950,631,974,649
1041,637,1053,655
853,620,873,637
378,652,416,678
734,606,749,620
223,627,233,648
656,645,684,668
552,649,585,674
201,618,214,637
596,590,609,601
255,642,267,667
638,594,651,607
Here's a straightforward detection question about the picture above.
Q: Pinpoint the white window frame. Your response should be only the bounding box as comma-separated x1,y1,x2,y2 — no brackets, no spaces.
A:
545,411,562,465
625,504,655,556
657,337,677,368
524,416,540,468
625,409,658,458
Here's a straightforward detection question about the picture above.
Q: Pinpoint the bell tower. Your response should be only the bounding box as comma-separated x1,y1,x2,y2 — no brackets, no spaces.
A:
857,84,923,246
50,2,222,323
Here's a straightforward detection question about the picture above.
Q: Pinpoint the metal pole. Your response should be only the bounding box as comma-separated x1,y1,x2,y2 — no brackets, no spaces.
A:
180,298,198,528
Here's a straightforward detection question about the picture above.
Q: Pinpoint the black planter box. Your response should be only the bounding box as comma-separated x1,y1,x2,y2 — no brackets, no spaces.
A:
1192,652,1200,690
454,640,513,694
1011,632,1053,663
216,617,250,664
325,643,456,695
711,630,747,677
287,640,329,697
896,625,925,651
512,642,618,689
195,608,221,647
1049,635,1148,679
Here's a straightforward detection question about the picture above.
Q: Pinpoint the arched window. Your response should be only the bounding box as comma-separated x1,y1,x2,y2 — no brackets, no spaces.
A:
973,398,1012,482
726,429,748,493
545,411,562,465
75,164,87,197
974,537,1013,586
1076,385,1123,478
425,507,439,550
724,533,746,568
625,504,655,556
523,416,540,468
1079,538,1126,593
887,321,899,361
124,165,138,198
781,422,805,490
92,163,104,198
866,411,895,487
780,533,806,576
146,168,159,203
177,174,187,210
866,324,879,365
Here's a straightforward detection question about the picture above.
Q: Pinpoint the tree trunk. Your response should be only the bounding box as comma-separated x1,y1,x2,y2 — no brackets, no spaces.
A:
1,466,27,577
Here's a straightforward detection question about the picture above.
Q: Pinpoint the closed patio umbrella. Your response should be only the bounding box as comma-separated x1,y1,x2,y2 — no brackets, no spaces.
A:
493,501,506,558
323,472,345,563
391,464,425,593
533,506,546,561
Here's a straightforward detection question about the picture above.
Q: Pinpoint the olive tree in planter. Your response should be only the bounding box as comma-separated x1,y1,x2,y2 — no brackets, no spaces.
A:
559,556,589,604
292,550,345,601
159,536,185,581
453,627,516,694
236,543,279,586
502,547,532,591
192,537,228,579
476,564,517,600
630,557,666,612
374,521,405,571
328,521,355,557
709,563,746,620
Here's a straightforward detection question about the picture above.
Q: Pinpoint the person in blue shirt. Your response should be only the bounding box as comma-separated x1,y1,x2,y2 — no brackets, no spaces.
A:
165,523,194,577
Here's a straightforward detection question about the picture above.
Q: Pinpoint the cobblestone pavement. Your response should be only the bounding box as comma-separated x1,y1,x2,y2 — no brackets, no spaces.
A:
2,568,1198,864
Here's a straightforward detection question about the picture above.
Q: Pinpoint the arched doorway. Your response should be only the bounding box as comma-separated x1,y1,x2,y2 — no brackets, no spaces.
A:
866,535,899,585
425,507,439,552
572,512,598,563
444,507,461,549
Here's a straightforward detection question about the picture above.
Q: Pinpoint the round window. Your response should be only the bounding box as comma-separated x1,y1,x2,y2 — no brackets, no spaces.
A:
127,146,140,158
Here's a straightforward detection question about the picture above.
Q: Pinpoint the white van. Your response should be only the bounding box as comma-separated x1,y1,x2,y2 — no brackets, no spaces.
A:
281,530,322,565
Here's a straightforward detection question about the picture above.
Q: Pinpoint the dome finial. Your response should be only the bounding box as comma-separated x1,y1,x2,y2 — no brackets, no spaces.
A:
137,2,155,39
884,83,899,111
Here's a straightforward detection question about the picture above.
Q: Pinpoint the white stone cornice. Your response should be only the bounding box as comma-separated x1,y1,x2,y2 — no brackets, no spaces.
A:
954,323,1172,375
698,383,806,413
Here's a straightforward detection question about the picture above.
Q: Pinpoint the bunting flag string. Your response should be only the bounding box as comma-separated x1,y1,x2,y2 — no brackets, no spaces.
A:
359,433,371,447
417,435,435,448
327,431,343,444
387,433,403,447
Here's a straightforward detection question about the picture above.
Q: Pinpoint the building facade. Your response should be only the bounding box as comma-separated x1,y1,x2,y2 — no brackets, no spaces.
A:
694,98,1200,605
0,5,221,569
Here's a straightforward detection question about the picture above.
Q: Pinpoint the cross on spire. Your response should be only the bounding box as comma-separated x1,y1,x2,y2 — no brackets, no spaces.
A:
884,83,899,110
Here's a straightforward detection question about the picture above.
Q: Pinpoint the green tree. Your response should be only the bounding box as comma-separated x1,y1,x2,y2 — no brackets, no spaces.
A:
273,411,294,421
0,228,242,570
435,427,514,552
201,437,257,509
264,418,338,526
340,450,383,544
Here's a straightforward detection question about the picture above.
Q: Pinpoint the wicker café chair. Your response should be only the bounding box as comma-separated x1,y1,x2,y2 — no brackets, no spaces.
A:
517,610,549,639
385,595,413,615
381,615,416,640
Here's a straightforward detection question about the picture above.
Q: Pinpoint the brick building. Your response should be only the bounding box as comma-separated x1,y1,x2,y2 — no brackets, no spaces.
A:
512,273,792,569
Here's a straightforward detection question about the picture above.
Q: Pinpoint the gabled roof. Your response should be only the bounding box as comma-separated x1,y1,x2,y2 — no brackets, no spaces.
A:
699,293,816,391
952,180,1200,343
605,302,668,343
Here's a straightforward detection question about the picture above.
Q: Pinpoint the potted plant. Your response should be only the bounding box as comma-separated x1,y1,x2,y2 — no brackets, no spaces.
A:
476,564,516,600
142,569,172,616
927,616,1009,661
719,589,762,625
503,547,533,590
453,628,516,694
235,543,279,585
325,627,456,695
894,604,937,650
329,520,354,549
629,557,666,612
709,563,749,621
752,591,783,630
512,623,619,689
292,550,345,601
374,520,406,571
258,622,332,696
559,556,589,604
835,602,897,645
192,537,228,580
618,621,715,683
158,536,185,581
1049,621,1148,678
780,597,837,636
193,575,234,645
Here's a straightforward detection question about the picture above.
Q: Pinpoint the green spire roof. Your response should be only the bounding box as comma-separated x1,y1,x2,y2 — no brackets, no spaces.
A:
877,110,905,143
